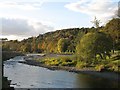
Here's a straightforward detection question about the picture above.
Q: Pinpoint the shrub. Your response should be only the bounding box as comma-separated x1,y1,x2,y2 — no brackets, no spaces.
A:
107,60,120,72
111,60,120,66
50,61,59,66
42,56,77,66
60,56,71,62
95,65,105,71
76,61,87,68
60,60,76,66
110,65,118,72
45,58,60,66
61,56,77,66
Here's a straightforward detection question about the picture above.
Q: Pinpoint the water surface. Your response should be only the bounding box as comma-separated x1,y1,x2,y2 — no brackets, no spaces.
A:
4,56,119,88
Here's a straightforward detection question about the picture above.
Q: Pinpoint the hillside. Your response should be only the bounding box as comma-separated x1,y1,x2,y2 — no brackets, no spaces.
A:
2,27,102,53
2,18,120,73
2,18,120,54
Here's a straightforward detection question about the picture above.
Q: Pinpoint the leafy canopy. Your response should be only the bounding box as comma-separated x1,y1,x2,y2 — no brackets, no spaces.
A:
76,32,112,60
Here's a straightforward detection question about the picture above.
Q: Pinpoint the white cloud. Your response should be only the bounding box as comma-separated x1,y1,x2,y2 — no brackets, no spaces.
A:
0,35,28,41
1,18,54,39
0,1,43,10
65,0,118,23
0,0,79,11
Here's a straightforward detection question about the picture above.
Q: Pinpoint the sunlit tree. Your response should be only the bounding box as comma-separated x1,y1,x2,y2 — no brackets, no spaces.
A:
76,32,112,61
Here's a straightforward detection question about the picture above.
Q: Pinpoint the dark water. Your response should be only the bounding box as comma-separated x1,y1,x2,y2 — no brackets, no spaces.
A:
4,56,119,88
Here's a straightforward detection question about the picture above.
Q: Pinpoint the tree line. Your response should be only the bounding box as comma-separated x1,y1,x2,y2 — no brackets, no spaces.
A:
2,18,120,57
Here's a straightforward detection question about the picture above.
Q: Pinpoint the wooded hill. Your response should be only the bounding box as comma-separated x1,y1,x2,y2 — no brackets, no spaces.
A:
2,27,102,53
2,18,120,54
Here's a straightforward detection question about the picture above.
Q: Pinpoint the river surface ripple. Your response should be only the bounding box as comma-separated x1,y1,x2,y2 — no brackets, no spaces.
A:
4,56,119,88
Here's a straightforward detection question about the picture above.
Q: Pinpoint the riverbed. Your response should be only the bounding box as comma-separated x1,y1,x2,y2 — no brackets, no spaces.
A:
4,56,119,88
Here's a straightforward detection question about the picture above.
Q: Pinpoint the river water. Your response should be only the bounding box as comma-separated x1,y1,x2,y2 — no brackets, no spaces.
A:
4,56,119,88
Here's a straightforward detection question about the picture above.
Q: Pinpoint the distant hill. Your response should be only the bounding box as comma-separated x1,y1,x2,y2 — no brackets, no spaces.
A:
2,18,120,54
2,27,96,53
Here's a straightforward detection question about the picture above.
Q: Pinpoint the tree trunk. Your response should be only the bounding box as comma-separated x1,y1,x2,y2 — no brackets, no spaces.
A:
113,41,115,54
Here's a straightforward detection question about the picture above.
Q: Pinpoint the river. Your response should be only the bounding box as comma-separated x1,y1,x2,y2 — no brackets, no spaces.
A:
4,56,119,89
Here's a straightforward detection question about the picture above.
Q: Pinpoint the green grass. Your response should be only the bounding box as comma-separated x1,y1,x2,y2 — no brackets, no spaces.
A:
37,56,77,67
35,53,120,73
76,61,88,68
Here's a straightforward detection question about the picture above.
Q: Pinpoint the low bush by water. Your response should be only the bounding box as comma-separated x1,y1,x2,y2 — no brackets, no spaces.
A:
35,54,120,73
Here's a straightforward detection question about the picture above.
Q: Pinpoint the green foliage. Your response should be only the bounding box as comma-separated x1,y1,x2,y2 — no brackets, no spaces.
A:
76,61,87,68
95,65,105,71
57,38,69,53
45,58,59,66
59,56,76,66
2,40,18,51
106,61,119,72
103,18,120,41
2,27,96,53
110,65,119,72
1,18,120,73
107,59,120,72
112,60,120,66
22,43,31,52
93,54,120,72
41,56,77,67
76,32,112,60
103,18,120,50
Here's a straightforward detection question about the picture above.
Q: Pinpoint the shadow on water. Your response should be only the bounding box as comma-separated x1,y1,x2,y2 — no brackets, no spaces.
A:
76,73,119,88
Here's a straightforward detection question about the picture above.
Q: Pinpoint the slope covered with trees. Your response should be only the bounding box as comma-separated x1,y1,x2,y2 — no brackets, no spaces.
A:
2,18,120,72
2,27,103,53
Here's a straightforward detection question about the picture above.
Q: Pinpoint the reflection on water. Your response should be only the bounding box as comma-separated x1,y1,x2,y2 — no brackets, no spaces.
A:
4,56,119,88
76,74,119,88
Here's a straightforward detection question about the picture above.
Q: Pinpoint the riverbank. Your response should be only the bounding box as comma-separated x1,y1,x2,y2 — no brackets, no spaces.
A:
19,54,120,82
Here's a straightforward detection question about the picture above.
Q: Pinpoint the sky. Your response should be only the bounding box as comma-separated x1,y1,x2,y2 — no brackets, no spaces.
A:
0,0,119,40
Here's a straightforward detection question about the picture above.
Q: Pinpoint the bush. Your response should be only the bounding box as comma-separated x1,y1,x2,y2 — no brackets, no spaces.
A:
76,61,87,68
110,65,118,72
50,61,59,66
60,61,76,66
95,65,105,71
41,56,77,67
60,56,71,62
111,60,120,66
43,58,60,66
107,60,120,72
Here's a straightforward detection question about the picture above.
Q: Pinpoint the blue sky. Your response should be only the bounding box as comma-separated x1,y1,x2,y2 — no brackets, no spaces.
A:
0,0,119,40
37,2,90,30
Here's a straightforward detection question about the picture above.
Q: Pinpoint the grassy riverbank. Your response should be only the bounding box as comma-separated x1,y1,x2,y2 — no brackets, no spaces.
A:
35,54,120,73
20,53,120,81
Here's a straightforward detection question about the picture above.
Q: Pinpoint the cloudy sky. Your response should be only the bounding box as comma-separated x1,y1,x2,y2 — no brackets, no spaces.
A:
0,0,119,40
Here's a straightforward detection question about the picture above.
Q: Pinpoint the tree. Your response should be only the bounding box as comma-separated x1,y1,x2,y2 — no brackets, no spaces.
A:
91,16,101,28
20,43,31,52
57,38,68,53
103,18,120,52
37,43,43,53
31,37,37,52
67,43,75,53
2,43,10,51
76,32,112,61
0,38,8,41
